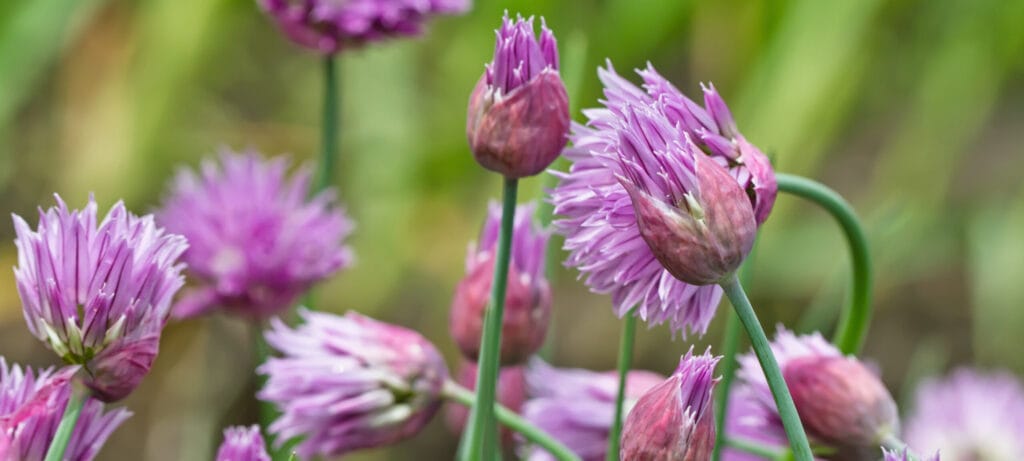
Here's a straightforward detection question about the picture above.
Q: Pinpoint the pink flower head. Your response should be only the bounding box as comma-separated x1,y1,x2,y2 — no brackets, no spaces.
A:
216,425,271,461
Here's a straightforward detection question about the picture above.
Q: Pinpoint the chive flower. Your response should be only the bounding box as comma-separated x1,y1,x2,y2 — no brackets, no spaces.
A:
216,425,271,461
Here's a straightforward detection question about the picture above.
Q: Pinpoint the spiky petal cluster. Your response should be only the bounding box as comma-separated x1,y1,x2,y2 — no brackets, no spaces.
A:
444,361,526,446
449,202,551,365
620,348,720,461
258,0,469,54
258,309,448,459
0,358,130,461
883,448,940,461
904,368,1024,460
157,151,353,320
467,13,569,178
521,359,665,461
215,425,271,461
13,195,187,402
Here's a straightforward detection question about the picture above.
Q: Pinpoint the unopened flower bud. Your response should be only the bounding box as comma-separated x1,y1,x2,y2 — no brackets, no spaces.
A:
444,361,526,446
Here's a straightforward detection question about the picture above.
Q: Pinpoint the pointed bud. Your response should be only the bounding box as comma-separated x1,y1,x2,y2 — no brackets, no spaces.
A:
701,83,739,139
444,361,526,446
85,335,159,402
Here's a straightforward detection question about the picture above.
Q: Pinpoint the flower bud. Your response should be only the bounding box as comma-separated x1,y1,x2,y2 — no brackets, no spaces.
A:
444,361,526,446
84,335,159,402
216,425,270,461
467,14,570,178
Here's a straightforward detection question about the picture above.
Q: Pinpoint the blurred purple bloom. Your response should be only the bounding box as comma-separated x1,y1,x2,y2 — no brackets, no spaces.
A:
216,425,270,461
904,368,1024,460
258,309,447,459
720,387,790,461
13,195,187,401
444,361,526,446
258,0,469,54
883,448,940,461
158,151,353,320
450,202,551,365
521,359,664,461
0,358,130,461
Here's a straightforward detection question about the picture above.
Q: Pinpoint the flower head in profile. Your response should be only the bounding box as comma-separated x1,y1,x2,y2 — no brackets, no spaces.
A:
258,309,447,459
0,358,130,461
450,202,551,365
521,359,664,461
904,368,1024,460
258,0,469,54
552,62,774,336
444,361,526,446
158,151,353,320
216,425,270,461
467,13,570,178
13,195,187,402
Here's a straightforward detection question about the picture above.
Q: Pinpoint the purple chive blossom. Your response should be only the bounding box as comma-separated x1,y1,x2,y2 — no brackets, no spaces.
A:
521,359,665,461
904,368,1024,460
0,358,130,461
450,202,551,365
883,448,941,461
157,151,353,320
258,309,447,459
13,195,187,402
721,387,789,461
258,0,469,54
216,425,271,461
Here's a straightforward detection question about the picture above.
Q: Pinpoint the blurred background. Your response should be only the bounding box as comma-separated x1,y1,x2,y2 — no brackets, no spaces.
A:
1,0,1023,458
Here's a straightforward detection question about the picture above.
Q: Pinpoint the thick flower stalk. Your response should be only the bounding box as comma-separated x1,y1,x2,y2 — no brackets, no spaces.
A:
13,195,187,402
450,201,551,365
157,151,354,320
467,13,570,178
620,348,720,461
904,368,1024,460
258,0,470,54
216,425,271,461
444,361,526,446
258,309,447,459
0,358,130,461
551,62,776,335
521,359,664,461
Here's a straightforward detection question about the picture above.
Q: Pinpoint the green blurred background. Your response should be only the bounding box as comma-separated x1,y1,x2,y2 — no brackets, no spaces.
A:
1,0,1023,458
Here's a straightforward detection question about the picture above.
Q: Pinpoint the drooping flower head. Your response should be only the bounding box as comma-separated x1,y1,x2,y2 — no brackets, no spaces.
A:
444,361,526,446
258,309,448,459
258,0,469,54
157,151,354,320
0,358,130,461
904,368,1024,460
620,348,720,461
450,201,551,365
552,62,774,336
521,359,665,461
467,13,570,178
883,448,941,461
13,195,187,402
216,425,271,461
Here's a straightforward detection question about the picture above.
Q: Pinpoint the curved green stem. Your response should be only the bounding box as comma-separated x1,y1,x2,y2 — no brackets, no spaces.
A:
606,311,637,461
444,381,581,461
724,437,786,460
463,177,519,460
775,173,872,354
44,380,87,461
315,55,338,193
720,274,813,461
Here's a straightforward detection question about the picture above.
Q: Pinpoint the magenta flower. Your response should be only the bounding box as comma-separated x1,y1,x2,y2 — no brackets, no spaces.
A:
0,358,130,461
13,195,187,402
521,359,664,461
157,151,353,320
904,368,1024,460
444,361,526,446
258,0,469,54
258,309,447,459
216,425,271,461
467,13,570,178
449,201,551,365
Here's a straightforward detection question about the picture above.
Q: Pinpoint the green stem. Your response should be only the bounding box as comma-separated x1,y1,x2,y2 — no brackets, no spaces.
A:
463,177,519,460
444,381,580,461
724,437,786,460
720,274,813,461
606,310,637,461
775,173,872,354
315,55,338,193
44,380,88,461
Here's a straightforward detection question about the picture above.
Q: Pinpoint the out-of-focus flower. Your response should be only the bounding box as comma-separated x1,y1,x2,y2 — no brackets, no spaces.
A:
552,62,774,336
216,425,271,461
467,13,569,178
444,361,526,446
158,151,353,320
882,448,940,461
620,348,719,461
0,358,130,461
720,387,789,461
904,368,1024,460
521,359,664,461
449,202,550,365
258,309,447,459
258,0,469,54
13,195,187,402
